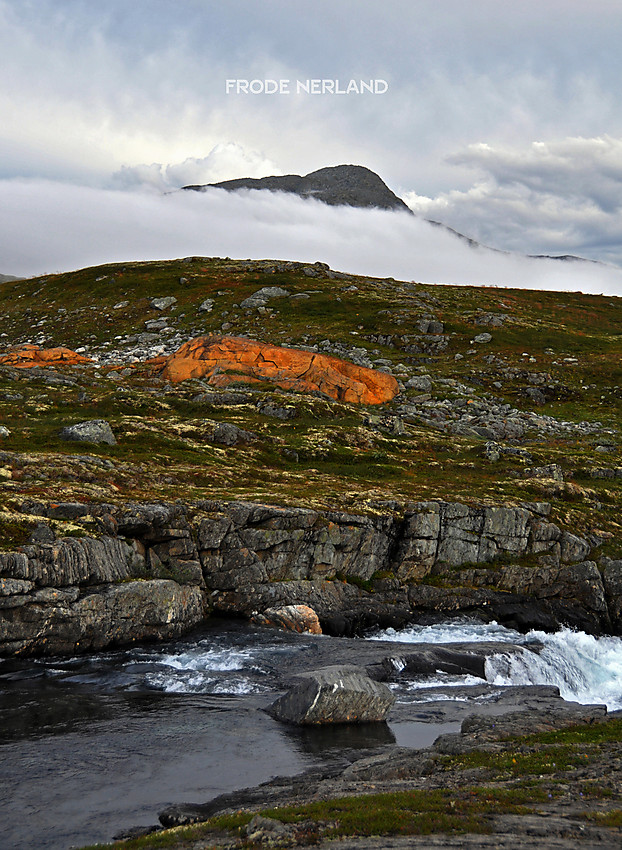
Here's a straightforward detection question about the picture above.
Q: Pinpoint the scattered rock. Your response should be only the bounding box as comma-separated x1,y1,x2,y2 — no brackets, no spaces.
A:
59,420,117,446
192,390,252,406
245,814,294,843
475,312,507,327
210,421,257,446
405,375,432,392
523,464,564,482
415,320,444,334
240,287,290,309
257,401,297,420
198,298,214,312
363,414,406,436
473,333,492,344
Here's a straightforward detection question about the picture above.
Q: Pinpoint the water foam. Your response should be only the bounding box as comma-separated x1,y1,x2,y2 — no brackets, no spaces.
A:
128,640,272,694
371,621,622,710
370,621,522,645
487,629,622,710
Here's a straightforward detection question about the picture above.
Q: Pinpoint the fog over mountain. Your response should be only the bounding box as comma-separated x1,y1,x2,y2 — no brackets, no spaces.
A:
1,175,621,296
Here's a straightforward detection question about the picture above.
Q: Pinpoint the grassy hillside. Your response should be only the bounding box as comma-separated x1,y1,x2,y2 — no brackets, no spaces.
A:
0,256,620,551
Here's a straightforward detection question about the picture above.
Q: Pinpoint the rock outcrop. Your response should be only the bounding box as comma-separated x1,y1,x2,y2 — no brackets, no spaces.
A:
159,335,399,404
0,344,92,368
267,664,396,725
1,496,620,656
0,504,207,655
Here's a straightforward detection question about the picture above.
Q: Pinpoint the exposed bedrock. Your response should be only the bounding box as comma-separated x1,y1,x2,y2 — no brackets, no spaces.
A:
0,497,620,655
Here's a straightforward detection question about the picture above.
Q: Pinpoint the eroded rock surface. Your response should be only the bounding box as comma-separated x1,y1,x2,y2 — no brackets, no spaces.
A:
1,496,620,655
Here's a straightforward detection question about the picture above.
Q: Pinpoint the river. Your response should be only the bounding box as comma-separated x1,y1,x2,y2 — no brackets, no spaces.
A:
1,618,621,850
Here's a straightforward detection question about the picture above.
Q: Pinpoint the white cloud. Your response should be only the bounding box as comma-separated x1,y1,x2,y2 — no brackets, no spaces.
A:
1,178,621,297
111,144,282,191
404,136,622,265
3,2,622,269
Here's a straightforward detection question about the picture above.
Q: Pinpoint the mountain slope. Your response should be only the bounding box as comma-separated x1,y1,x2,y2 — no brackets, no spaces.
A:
0,255,619,542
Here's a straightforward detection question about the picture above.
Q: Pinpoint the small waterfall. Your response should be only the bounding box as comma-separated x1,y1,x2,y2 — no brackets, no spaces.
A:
371,621,622,710
486,629,622,710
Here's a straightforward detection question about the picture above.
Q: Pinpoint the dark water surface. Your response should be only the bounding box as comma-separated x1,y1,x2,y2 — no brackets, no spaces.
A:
0,622,460,850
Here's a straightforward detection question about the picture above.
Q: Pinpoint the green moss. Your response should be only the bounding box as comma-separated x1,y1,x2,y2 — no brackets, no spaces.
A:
0,515,37,550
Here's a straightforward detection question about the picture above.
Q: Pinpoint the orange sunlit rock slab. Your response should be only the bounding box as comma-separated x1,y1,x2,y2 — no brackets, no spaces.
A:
160,336,399,404
0,345,92,368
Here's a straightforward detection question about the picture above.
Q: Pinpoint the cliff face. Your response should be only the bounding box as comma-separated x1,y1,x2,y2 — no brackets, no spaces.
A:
183,164,413,213
1,498,620,656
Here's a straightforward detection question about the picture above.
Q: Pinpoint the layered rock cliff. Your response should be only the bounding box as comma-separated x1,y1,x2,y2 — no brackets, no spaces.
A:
1,497,620,656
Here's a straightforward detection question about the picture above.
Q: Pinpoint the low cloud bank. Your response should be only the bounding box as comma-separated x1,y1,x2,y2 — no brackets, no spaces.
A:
405,136,622,268
1,178,621,296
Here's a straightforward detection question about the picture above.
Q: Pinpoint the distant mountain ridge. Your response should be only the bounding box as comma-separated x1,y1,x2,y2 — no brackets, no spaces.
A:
182,164,412,213
0,273,20,283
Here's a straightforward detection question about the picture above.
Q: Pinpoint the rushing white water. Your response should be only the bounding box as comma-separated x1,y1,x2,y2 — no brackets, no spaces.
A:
487,630,622,710
140,644,271,694
116,635,316,696
41,620,621,707
370,621,622,711
370,621,523,645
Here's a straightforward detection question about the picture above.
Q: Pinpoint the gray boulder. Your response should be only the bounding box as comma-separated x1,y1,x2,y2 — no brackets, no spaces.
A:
405,375,432,392
150,296,177,310
59,419,117,445
524,464,563,482
266,664,395,725
210,422,257,446
240,286,290,309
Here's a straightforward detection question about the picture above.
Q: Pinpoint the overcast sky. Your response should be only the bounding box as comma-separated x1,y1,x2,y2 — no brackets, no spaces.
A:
2,0,622,285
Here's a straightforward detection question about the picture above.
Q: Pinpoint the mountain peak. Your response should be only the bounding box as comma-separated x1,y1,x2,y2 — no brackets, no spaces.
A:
182,164,412,213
